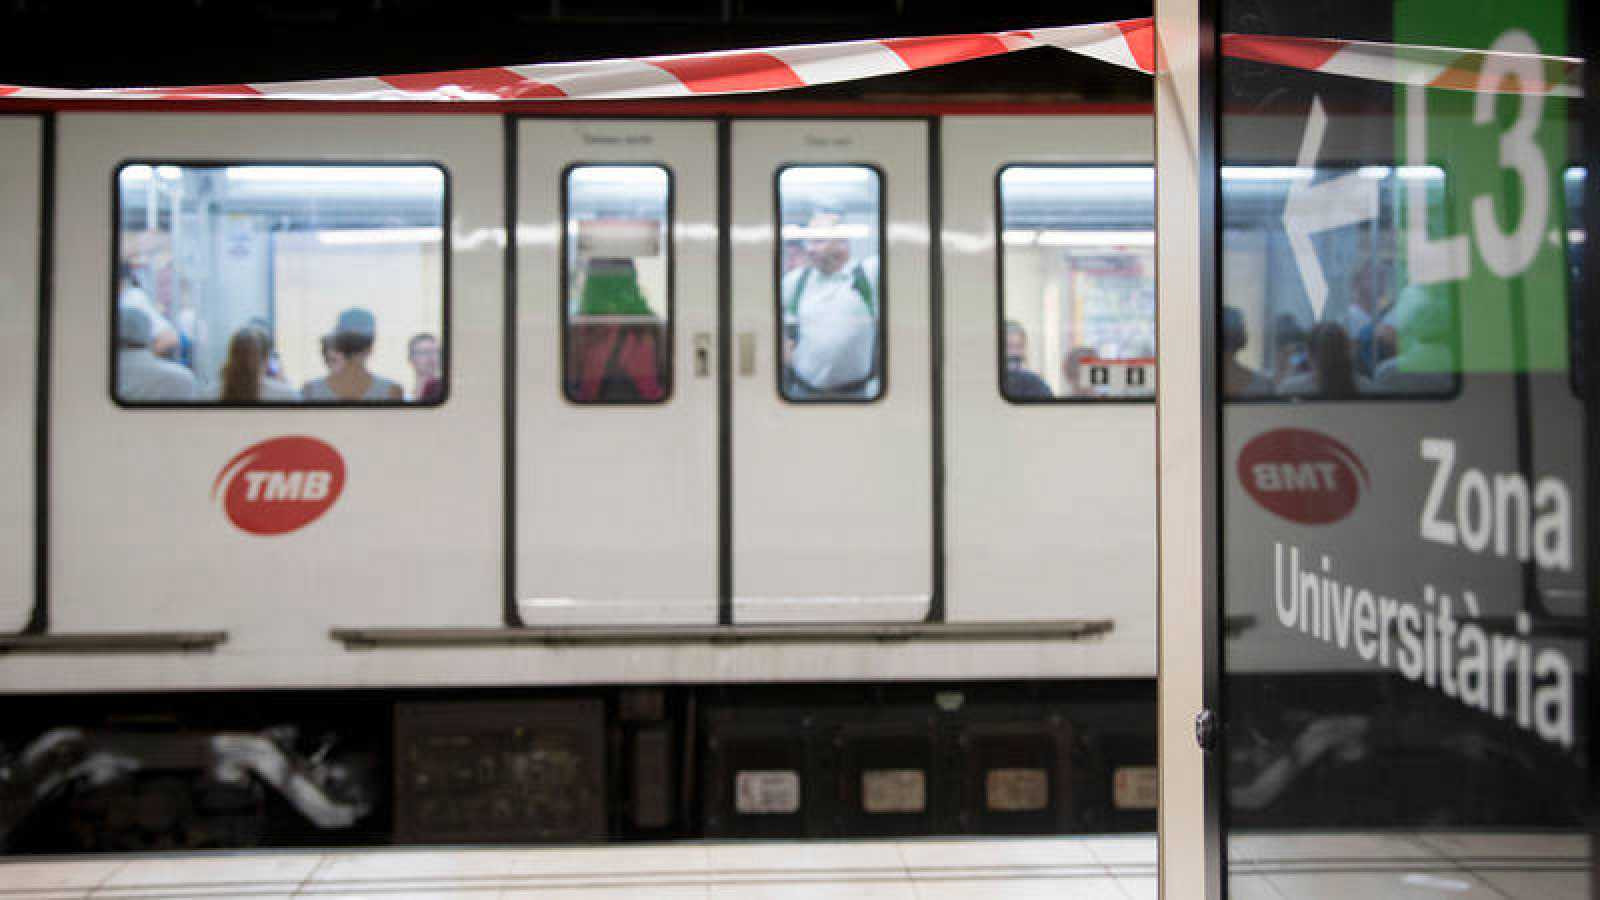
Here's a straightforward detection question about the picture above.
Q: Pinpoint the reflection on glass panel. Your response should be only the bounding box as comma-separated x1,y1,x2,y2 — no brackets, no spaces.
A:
777,165,883,402
114,164,447,405
1221,164,1458,401
1218,0,1589,896
1566,165,1585,393
998,166,1155,401
564,165,671,404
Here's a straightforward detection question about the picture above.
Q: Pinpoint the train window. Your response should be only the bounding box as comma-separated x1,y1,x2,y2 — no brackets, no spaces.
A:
563,164,672,404
777,165,885,402
113,163,448,406
998,166,1156,402
1219,164,1460,401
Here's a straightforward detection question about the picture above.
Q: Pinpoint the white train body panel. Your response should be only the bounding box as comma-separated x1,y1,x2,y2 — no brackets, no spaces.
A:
730,120,934,623
515,119,720,626
0,109,1161,693
0,116,40,633
941,117,1156,676
43,114,506,677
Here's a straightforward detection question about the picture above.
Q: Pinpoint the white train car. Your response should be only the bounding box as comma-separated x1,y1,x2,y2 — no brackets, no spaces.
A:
0,102,1159,850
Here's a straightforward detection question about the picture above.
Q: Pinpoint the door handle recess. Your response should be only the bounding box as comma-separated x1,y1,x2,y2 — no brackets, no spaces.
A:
737,332,756,376
693,332,712,378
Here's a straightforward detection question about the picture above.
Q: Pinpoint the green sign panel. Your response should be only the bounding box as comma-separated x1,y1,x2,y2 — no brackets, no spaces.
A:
1395,0,1571,373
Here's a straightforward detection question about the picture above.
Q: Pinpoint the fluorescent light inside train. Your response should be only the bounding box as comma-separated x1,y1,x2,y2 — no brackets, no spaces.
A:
225,166,443,185
782,223,872,239
316,227,443,246
779,167,876,184
1004,230,1155,247
1001,168,1152,184
570,166,667,183
1355,165,1445,181
119,165,184,184
1216,165,1443,181
1221,167,1315,181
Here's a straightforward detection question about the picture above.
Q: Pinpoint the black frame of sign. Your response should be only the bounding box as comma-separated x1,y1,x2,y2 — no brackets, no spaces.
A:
1581,2,1600,891
1198,0,1226,895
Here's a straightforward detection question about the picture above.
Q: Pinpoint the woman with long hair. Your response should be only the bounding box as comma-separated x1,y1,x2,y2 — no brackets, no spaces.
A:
218,326,297,403
1306,322,1359,399
1278,321,1370,399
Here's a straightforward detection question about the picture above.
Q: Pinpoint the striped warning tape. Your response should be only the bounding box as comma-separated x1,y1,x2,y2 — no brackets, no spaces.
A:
1222,33,1582,97
0,18,1580,102
0,21,1152,101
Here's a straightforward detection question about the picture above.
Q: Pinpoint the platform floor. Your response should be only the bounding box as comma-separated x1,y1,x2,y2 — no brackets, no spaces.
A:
0,833,1586,899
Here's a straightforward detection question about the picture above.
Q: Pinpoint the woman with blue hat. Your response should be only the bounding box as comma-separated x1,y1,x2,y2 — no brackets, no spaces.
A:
301,307,404,402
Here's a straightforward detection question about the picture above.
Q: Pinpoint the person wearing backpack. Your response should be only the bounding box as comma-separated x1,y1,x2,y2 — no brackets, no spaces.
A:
780,209,880,399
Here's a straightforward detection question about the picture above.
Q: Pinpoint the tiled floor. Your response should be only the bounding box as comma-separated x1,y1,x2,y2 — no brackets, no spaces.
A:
1228,831,1590,900
0,832,1585,899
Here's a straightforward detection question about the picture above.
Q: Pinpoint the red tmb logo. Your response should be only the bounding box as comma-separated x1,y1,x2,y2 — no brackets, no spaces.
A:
1238,428,1368,525
212,436,346,536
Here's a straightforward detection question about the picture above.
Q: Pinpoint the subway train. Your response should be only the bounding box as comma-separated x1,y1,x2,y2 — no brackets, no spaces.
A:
1,92,1580,851
0,102,1162,851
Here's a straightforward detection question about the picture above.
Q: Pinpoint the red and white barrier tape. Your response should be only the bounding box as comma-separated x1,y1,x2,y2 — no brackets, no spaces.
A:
0,18,1579,102
0,20,1153,102
1222,33,1581,97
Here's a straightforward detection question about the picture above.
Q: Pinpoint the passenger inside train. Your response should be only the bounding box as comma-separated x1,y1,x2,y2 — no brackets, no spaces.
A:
1220,280,1460,400
407,332,441,402
215,325,297,403
1218,166,1461,401
111,163,447,406
778,167,883,401
1002,320,1052,399
115,305,197,402
301,307,405,402
998,165,1156,401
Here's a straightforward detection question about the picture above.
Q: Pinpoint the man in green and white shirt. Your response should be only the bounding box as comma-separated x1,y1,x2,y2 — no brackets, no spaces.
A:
780,210,880,397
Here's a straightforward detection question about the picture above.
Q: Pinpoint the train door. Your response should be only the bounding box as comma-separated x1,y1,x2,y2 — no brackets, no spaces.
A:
941,116,1156,670
729,120,933,623
47,115,504,677
513,119,718,625
0,116,42,634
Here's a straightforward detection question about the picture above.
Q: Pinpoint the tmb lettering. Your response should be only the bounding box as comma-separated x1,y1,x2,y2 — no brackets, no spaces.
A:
242,470,333,502
1252,462,1339,493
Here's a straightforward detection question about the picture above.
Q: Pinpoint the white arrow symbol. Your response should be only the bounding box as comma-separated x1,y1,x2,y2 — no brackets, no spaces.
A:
1282,96,1381,320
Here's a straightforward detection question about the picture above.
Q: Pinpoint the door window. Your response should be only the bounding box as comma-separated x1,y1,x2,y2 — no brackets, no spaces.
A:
776,165,885,402
563,164,673,404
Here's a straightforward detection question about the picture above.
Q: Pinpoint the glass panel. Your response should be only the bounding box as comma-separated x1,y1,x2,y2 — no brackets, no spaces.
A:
1217,0,1590,896
114,164,447,405
563,164,672,403
777,165,884,402
998,166,1156,401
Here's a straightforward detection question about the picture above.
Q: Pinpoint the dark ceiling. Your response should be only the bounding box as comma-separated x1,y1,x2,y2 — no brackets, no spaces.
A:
0,1,1152,101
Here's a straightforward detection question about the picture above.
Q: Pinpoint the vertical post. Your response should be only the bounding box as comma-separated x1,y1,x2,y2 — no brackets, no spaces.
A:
1583,4,1600,894
1154,0,1222,897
